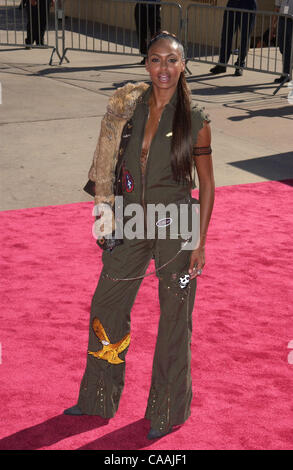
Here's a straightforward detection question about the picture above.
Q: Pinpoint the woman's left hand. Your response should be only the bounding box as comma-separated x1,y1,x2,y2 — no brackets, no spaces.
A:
188,245,205,279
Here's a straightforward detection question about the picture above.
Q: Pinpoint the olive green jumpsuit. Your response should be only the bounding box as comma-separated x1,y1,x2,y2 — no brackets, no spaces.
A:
77,84,209,433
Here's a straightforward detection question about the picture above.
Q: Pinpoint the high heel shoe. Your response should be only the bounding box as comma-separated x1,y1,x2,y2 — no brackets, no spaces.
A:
147,426,173,440
63,405,84,415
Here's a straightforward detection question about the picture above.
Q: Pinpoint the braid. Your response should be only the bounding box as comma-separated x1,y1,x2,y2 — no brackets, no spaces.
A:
171,72,192,185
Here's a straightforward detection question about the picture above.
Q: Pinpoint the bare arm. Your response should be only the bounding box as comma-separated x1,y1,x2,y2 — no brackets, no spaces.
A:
188,121,215,279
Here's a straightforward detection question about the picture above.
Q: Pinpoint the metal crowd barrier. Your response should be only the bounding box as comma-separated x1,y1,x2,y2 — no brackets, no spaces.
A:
0,0,62,62
1,0,292,83
185,3,293,79
58,0,183,65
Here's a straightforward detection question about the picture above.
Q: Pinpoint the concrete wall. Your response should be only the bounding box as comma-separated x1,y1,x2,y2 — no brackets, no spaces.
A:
63,0,182,37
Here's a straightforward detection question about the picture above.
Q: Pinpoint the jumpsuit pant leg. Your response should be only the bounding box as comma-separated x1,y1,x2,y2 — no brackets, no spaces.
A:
278,17,293,75
77,237,154,417
77,233,197,430
144,236,197,432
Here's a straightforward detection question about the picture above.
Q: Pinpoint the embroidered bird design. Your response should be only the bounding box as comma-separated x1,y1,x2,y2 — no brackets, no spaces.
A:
88,318,130,364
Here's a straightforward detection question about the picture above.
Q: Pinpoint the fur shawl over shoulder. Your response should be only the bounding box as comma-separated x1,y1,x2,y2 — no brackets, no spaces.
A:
88,82,150,208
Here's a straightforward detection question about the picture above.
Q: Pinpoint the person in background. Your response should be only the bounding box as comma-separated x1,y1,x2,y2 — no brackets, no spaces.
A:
210,0,257,76
25,0,54,48
135,0,162,64
273,0,293,84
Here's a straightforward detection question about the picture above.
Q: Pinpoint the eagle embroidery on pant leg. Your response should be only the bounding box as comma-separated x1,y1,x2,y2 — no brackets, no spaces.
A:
88,318,130,364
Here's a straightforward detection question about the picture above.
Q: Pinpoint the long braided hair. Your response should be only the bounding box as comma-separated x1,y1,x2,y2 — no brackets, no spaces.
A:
147,31,193,186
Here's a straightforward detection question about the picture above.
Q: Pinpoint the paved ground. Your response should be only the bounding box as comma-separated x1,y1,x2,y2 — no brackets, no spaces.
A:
0,44,292,211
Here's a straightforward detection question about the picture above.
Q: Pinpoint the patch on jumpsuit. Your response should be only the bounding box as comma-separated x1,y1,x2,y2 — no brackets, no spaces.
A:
159,271,191,303
156,217,173,228
88,317,130,365
178,273,191,289
122,162,134,193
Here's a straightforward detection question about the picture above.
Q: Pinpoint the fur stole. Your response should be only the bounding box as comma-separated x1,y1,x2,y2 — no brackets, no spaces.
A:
88,82,150,208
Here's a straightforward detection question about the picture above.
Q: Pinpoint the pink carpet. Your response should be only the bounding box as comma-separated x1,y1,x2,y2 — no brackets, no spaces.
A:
0,179,293,450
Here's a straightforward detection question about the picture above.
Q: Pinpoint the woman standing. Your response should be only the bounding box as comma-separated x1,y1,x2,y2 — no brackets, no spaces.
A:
64,32,215,440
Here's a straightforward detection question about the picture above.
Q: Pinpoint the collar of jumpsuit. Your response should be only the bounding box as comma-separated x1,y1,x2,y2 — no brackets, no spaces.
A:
139,82,178,111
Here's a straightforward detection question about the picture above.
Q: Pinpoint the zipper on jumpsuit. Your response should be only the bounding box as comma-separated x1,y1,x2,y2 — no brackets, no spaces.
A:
140,105,165,234
140,107,149,233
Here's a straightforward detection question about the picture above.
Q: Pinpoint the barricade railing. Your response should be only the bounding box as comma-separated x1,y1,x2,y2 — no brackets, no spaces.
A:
185,3,293,80
1,0,292,84
58,0,183,65
0,0,62,62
